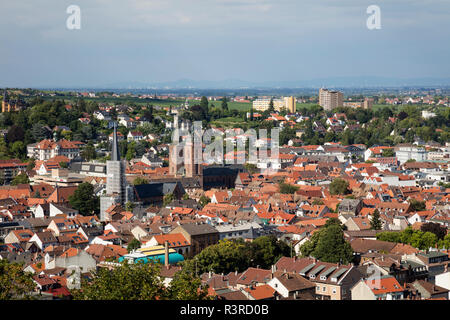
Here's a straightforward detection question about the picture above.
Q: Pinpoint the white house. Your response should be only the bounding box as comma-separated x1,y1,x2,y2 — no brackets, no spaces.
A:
351,276,404,300
44,249,97,273
435,271,450,300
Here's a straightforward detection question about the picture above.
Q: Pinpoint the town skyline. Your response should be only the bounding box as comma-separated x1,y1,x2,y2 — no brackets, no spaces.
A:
1,1,450,88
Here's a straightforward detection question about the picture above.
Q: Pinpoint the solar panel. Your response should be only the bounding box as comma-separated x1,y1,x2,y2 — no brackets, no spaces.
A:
309,265,326,277
331,268,348,281
320,267,337,279
299,263,316,275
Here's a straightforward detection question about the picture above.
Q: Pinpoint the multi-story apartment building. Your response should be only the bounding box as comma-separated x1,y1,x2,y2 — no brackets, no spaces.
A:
252,96,296,113
319,88,343,110
27,139,84,161
0,159,28,184
395,144,428,164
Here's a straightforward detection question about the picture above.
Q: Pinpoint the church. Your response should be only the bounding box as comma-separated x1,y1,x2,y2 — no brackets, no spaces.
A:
2,89,25,113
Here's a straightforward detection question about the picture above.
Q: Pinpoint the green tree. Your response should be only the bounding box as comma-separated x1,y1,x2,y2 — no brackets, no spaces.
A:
11,141,25,159
279,182,299,194
329,178,350,195
200,96,209,117
125,201,135,212
182,193,190,200
72,262,166,300
133,176,149,185
11,173,29,186
199,195,211,208
244,163,258,174
382,148,395,157
68,182,100,216
221,97,228,112
409,199,426,211
182,239,249,275
7,125,25,144
250,235,291,269
268,98,274,112
299,219,353,264
370,209,382,230
81,143,97,161
127,238,141,253
167,270,211,300
163,193,174,207
0,260,35,300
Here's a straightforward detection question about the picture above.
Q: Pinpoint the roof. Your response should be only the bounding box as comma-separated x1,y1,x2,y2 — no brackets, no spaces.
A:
349,238,397,254
365,276,404,295
272,271,315,292
243,284,276,300
177,223,218,236
237,267,272,286
152,233,190,247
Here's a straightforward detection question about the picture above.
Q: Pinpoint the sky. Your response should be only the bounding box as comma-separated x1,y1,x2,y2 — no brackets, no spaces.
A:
0,0,449,88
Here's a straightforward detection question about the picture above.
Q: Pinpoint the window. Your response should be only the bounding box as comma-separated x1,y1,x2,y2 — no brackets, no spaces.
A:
323,287,326,292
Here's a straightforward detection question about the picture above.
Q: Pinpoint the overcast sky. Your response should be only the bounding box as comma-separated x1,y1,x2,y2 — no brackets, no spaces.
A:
0,0,449,87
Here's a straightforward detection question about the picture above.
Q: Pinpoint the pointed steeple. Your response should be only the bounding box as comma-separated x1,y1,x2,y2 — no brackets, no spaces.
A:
111,122,120,161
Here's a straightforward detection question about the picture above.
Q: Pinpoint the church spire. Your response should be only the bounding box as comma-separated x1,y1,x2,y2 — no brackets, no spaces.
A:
111,122,120,161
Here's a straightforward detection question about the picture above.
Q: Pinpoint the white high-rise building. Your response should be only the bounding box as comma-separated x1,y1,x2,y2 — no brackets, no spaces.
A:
319,88,343,110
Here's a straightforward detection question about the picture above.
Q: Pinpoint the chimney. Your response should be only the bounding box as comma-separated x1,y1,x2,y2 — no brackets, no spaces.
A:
164,240,169,267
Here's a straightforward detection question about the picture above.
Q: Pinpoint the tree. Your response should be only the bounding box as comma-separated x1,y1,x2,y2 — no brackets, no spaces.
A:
163,193,174,207
127,238,141,253
0,260,35,300
370,209,382,230
31,123,50,142
382,148,395,157
279,182,299,194
199,195,211,208
68,182,100,216
7,125,25,144
329,178,350,195
421,223,447,240
11,173,29,186
250,235,291,269
125,201,135,212
72,262,166,300
133,176,149,185
244,163,258,174
182,193,190,200
182,239,249,275
299,219,353,264
268,98,274,112
409,199,426,212
81,143,97,161
200,96,209,117
167,270,211,300
221,97,228,112
11,141,25,159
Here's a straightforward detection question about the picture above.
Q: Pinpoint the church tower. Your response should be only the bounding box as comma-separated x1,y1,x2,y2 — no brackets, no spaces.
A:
169,120,202,178
100,122,128,221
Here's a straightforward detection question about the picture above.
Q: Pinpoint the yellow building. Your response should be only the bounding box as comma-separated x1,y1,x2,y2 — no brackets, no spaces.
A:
252,96,296,113
2,90,22,113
